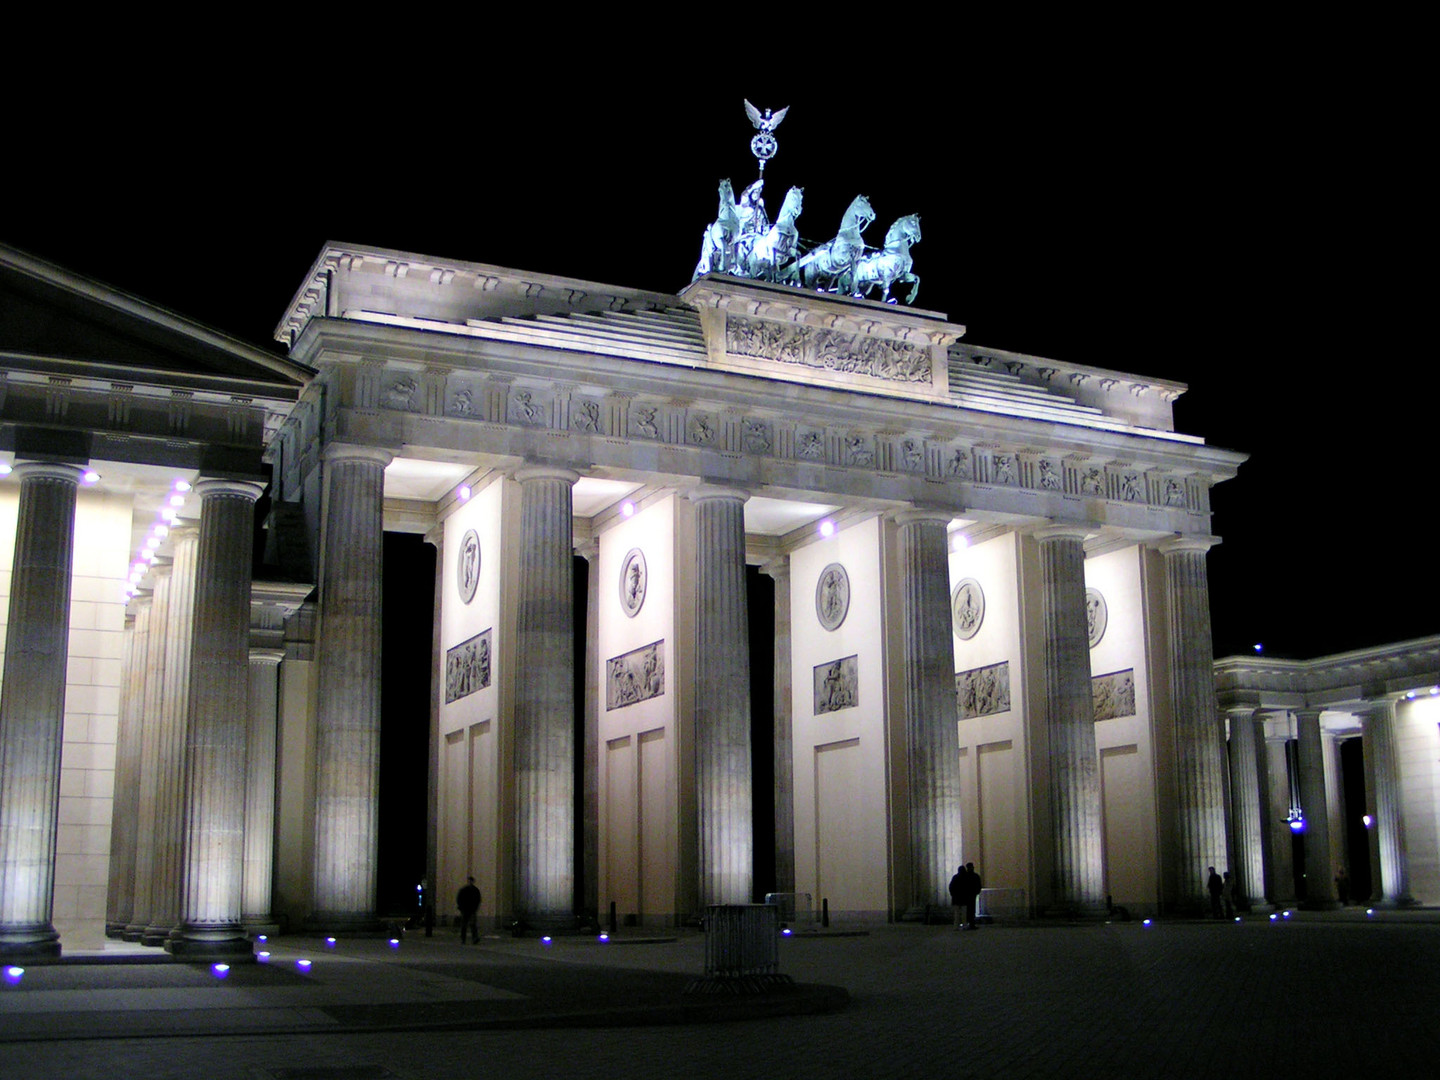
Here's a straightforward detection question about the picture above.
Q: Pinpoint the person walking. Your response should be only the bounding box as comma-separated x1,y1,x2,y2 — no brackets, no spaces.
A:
457,876,481,944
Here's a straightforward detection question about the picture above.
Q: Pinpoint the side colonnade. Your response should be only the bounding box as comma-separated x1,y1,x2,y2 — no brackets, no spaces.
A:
0,465,262,959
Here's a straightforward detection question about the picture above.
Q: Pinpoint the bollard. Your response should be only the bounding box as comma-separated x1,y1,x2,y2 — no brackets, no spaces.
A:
822,897,829,928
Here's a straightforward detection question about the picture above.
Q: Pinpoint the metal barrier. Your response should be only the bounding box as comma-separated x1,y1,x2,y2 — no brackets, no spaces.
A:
704,904,780,977
975,887,1027,920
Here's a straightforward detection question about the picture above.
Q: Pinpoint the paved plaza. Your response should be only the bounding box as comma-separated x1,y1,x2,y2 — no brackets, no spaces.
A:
4,910,1439,1079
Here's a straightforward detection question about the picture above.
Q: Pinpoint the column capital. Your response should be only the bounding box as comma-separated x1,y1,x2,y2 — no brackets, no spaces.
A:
574,537,599,562
9,461,83,485
323,443,394,468
686,484,749,505
249,648,286,666
890,508,953,529
1157,534,1220,556
1033,523,1092,544
514,465,580,485
193,478,264,503
758,555,790,582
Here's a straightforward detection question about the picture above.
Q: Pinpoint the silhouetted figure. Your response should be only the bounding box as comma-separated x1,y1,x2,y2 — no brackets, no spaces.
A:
1222,871,1235,918
1336,867,1351,905
949,864,966,930
1207,866,1223,918
964,862,982,929
457,876,481,943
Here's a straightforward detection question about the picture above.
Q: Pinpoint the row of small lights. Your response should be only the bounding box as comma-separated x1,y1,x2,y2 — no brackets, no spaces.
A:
0,463,100,484
122,480,191,601
454,484,981,549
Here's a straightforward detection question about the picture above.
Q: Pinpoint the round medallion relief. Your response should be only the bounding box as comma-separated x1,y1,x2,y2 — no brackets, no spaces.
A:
619,548,648,617
814,563,851,631
1086,588,1108,648
951,578,985,640
457,529,481,605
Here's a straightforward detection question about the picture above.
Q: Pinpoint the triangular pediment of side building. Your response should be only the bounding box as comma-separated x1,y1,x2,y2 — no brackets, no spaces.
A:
2,244,312,393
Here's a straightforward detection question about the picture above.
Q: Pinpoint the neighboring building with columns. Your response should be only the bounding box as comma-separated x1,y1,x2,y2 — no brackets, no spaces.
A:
0,245,310,956
1217,637,1440,910
4,234,1271,957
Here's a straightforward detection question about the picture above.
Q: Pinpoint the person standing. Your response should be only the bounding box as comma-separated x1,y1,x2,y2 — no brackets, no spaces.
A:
457,876,481,944
1221,870,1236,918
949,864,966,930
964,862,982,929
1206,866,1223,918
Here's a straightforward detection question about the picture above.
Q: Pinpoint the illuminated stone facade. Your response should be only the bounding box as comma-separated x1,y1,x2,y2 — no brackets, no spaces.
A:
11,235,1342,958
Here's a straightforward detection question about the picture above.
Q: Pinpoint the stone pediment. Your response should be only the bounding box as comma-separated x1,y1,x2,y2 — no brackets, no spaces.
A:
1,245,311,393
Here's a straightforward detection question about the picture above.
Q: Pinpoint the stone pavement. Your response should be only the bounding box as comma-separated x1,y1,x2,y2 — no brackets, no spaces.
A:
3,909,1440,1079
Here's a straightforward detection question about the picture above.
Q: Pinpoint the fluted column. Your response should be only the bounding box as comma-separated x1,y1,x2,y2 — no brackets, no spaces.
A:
576,537,600,919
691,487,752,907
143,525,199,946
312,445,391,927
1262,730,1296,905
1159,537,1228,911
1296,707,1337,908
1227,707,1265,910
242,648,284,928
0,462,80,957
895,511,963,910
106,598,151,936
513,467,578,924
761,557,794,895
1035,525,1103,914
126,561,173,939
169,481,262,957
1364,699,1412,906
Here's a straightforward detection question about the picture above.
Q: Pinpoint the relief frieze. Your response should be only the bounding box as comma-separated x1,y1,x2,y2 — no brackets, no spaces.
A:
956,660,1010,719
1092,668,1136,721
726,316,932,384
606,640,665,711
814,655,858,715
445,628,492,704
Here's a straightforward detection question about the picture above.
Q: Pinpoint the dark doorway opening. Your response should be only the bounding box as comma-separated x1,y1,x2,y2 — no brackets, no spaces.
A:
748,565,776,902
1340,736,1372,903
378,532,437,917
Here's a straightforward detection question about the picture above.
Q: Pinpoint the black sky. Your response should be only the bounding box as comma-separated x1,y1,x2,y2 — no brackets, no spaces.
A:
6,31,1431,659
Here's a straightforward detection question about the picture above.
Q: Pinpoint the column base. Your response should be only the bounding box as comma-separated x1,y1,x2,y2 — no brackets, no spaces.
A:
140,923,177,948
1374,896,1419,909
243,918,282,939
0,924,61,958
1041,902,1109,920
510,912,584,936
165,925,255,961
302,912,391,938
120,923,147,942
105,921,128,939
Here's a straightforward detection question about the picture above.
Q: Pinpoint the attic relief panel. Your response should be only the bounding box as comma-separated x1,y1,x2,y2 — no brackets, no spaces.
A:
725,316,932,384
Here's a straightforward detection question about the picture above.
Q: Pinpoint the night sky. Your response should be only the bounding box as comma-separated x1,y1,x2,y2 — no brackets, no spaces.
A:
6,41,1430,661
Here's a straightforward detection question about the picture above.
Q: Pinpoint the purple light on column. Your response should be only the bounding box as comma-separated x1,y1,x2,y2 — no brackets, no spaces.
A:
389,938,400,948
325,937,336,948
211,964,230,979
3,966,23,985
257,951,271,963
296,959,312,972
